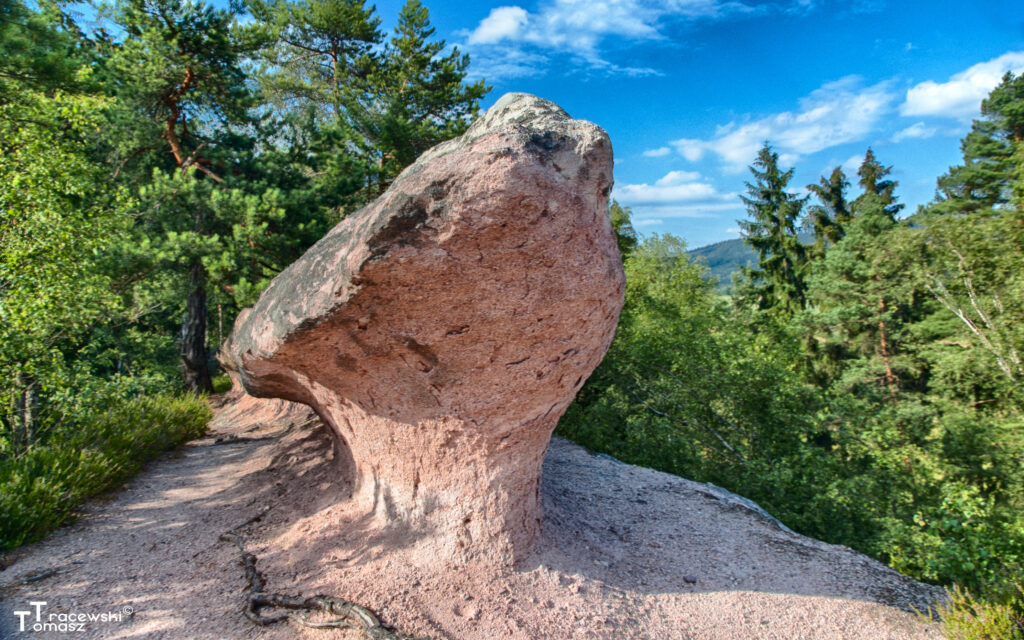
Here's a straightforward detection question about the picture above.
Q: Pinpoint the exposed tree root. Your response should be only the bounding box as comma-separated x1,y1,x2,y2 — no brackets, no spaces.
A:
220,525,429,639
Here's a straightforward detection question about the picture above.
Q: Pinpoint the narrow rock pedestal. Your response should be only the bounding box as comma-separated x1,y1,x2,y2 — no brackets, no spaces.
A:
228,93,624,566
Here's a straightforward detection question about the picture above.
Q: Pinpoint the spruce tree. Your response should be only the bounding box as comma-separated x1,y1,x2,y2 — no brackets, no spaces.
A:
738,143,809,316
853,148,904,219
805,166,850,259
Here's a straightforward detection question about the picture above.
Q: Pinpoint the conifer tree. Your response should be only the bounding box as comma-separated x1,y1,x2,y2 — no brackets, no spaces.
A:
103,0,263,392
804,150,913,397
345,0,489,191
805,166,850,259
933,72,1024,214
738,143,809,316
853,148,904,219
246,0,382,124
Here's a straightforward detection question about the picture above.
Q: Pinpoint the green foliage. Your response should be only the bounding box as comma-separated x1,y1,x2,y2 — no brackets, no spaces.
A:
853,148,904,219
569,81,1024,616
934,72,1024,215
933,585,1024,640
891,482,1024,595
349,0,489,187
608,200,638,258
0,0,85,97
246,0,383,123
249,0,489,197
0,393,210,549
211,375,233,393
0,84,135,442
560,236,824,528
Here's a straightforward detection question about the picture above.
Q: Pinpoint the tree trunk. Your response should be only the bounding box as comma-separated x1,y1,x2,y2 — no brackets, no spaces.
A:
12,371,37,449
181,262,213,393
878,297,897,400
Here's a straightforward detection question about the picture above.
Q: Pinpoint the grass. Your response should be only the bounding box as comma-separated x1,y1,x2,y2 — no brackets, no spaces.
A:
211,375,232,394
920,586,1024,640
0,393,210,549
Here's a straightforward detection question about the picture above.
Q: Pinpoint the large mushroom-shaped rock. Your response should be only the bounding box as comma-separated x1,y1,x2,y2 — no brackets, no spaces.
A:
229,93,624,565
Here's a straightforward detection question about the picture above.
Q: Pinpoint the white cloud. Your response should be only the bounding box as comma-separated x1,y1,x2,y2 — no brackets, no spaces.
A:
841,153,864,174
634,218,664,227
617,180,723,205
891,121,937,142
901,51,1024,121
463,45,549,81
656,169,702,185
726,227,741,234
613,170,740,219
468,0,750,51
468,6,529,45
642,146,672,157
461,0,767,78
629,204,739,219
671,76,896,172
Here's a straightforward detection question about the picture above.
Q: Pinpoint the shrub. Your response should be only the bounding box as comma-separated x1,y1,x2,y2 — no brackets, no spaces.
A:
0,394,210,549
933,585,1024,640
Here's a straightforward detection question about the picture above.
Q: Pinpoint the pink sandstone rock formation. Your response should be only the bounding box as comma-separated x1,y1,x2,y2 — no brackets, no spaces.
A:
227,93,625,566
208,308,315,433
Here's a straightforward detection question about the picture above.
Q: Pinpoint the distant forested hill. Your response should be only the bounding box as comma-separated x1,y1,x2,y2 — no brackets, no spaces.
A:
688,233,813,292
687,238,755,292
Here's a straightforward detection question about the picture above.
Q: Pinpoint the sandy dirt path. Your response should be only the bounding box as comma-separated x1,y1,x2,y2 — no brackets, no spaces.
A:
0,409,945,640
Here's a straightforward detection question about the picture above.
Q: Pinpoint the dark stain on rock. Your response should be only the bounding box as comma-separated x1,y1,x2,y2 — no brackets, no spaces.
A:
335,353,360,372
368,198,429,257
527,132,565,159
403,336,438,372
427,178,451,202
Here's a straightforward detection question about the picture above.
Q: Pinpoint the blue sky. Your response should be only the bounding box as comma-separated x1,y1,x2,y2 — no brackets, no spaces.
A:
367,0,1024,248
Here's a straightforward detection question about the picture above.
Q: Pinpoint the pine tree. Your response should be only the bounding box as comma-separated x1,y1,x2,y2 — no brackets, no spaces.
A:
0,0,85,98
804,150,914,398
738,143,809,316
933,72,1024,215
346,0,490,191
246,0,382,124
103,0,260,392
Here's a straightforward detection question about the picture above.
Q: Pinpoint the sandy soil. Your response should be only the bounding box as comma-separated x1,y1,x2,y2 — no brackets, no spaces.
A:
0,404,945,640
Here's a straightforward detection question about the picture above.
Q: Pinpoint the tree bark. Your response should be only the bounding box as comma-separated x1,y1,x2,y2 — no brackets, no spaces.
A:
181,262,213,393
878,297,897,400
13,371,37,449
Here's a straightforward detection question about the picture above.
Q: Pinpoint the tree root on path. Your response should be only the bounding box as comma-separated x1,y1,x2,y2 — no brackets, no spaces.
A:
220,528,430,639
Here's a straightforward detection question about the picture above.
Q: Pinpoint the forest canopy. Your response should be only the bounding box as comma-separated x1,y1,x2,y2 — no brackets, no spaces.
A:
565,73,1024,624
